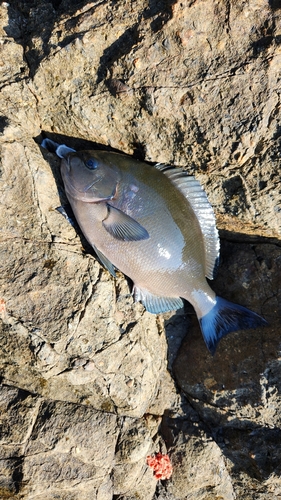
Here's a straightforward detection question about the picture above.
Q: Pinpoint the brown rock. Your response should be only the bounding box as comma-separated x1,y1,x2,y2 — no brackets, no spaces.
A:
0,1,281,498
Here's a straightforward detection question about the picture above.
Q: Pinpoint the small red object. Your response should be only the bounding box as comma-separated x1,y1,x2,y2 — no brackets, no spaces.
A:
146,452,173,480
0,298,5,314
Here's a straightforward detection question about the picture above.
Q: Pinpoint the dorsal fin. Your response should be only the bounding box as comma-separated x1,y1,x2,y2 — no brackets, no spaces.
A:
157,165,220,279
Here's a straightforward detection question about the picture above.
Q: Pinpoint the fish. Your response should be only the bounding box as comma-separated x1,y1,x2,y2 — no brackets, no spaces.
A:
41,138,267,354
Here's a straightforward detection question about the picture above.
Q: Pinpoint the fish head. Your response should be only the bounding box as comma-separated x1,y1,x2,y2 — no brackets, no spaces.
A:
60,150,121,202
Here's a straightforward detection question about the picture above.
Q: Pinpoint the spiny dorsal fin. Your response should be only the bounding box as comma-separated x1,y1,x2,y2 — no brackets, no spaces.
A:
157,165,220,279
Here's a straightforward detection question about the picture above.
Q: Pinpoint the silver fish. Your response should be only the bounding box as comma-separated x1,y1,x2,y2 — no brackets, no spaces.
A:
42,139,267,354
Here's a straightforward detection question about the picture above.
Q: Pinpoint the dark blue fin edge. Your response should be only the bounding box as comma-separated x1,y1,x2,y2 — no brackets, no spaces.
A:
199,297,267,355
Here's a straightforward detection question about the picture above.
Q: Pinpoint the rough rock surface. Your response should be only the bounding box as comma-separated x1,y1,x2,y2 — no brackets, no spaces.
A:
0,0,281,498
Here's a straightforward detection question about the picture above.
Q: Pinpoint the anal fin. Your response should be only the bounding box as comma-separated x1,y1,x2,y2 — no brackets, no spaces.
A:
133,286,183,314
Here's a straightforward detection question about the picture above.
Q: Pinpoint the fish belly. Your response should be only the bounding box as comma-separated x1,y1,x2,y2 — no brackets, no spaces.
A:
68,183,215,318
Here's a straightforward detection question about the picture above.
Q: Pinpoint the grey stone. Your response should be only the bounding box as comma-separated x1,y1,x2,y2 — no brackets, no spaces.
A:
0,1,281,498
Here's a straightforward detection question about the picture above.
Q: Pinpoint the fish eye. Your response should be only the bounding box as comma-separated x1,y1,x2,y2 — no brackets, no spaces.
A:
86,159,97,169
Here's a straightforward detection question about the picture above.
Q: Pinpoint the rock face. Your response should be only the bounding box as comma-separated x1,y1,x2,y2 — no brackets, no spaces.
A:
0,0,281,498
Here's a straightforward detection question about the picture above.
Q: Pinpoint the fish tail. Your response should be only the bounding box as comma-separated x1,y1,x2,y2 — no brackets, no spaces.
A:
199,297,267,355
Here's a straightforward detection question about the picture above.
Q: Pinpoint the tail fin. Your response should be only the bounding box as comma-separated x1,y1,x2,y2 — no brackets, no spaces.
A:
199,297,267,355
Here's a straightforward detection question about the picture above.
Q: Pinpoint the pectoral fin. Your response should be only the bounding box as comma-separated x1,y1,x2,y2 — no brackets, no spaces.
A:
92,245,116,277
103,204,149,241
56,205,76,226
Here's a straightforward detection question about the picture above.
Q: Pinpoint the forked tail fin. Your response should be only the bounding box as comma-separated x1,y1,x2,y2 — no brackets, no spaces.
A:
199,297,267,355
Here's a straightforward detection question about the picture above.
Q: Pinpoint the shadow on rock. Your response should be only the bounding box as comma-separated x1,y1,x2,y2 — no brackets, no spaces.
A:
4,1,104,78
172,237,280,400
5,0,177,81
161,399,281,487
143,0,177,33
165,237,281,488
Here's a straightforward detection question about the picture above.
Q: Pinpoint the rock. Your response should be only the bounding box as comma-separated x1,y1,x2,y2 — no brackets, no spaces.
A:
164,406,235,500
0,0,281,498
0,383,158,499
172,241,281,498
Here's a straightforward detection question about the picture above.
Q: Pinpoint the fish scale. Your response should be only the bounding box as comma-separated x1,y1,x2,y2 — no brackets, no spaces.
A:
41,138,267,354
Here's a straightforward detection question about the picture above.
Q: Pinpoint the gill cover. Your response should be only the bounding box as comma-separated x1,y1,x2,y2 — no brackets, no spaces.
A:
61,151,121,203
56,145,149,241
